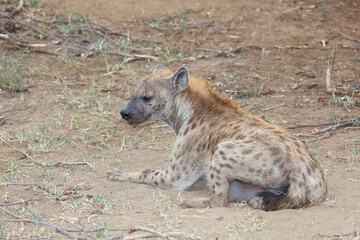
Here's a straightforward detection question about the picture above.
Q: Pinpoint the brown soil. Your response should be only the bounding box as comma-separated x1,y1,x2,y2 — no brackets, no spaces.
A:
1,0,360,239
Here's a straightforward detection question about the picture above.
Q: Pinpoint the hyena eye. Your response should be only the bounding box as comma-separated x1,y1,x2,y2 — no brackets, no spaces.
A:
141,96,152,102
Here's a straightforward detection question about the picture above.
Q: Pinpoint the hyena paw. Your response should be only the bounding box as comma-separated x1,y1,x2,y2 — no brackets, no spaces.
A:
248,196,264,209
107,168,130,182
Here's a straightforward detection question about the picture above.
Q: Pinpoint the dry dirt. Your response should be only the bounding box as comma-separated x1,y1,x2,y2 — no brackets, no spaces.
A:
1,0,360,239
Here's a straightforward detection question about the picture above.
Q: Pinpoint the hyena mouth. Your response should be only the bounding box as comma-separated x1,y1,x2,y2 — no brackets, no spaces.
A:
126,115,151,125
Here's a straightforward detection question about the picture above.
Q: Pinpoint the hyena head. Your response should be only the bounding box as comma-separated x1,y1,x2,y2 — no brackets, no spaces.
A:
120,65,189,125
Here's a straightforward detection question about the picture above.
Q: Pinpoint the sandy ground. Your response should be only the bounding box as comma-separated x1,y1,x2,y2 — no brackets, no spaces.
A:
1,0,360,239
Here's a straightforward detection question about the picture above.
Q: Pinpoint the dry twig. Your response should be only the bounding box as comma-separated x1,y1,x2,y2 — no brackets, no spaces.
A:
0,207,87,240
289,115,360,140
328,27,360,44
262,103,287,112
0,198,41,206
0,136,45,167
126,226,201,240
47,161,94,171
62,218,96,240
0,182,36,186
326,49,336,93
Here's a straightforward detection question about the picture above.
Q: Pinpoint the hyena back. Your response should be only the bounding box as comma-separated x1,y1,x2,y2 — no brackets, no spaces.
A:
108,65,327,211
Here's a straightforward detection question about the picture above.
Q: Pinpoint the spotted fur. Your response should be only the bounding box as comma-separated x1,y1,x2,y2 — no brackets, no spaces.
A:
108,65,327,211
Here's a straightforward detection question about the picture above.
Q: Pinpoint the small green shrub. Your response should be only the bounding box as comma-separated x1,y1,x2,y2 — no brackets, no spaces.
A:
0,51,27,92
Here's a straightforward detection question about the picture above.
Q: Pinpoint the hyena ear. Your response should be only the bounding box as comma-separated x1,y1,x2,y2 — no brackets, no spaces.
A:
170,67,189,93
153,64,168,74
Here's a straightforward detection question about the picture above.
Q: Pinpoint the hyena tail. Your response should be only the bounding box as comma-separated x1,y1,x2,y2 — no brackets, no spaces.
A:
258,186,310,211
257,169,326,211
257,181,309,211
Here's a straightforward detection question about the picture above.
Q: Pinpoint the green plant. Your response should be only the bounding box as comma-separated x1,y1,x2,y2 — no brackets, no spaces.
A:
280,84,292,92
0,51,27,92
320,6,327,21
241,85,263,98
332,92,355,108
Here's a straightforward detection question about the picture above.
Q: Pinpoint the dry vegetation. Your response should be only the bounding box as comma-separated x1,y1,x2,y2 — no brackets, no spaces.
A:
0,0,360,239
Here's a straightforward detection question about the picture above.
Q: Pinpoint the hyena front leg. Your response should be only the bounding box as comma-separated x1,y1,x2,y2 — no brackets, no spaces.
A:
180,149,231,208
108,162,203,190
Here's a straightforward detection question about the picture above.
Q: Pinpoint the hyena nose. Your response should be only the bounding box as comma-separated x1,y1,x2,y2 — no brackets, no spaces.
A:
120,108,132,120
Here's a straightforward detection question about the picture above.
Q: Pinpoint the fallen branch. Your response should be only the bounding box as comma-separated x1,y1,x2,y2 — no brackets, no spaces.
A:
0,137,45,167
47,161,94,171
262,103,287,112
106,50,158,61
328,27,360,44
290,115,360,139
0,198,41,206
126,226,201,240
0,33,48,49
0,115,6,126
0,207,87,240
62,218,96,240
0,182,36,186
22,202,42,221
129,226,177,240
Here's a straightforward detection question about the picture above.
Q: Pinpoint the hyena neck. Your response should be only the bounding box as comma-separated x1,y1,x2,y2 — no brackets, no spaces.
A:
163,91,197,135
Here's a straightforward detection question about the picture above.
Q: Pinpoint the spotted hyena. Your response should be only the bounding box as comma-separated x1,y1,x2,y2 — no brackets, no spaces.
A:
108,65,327,211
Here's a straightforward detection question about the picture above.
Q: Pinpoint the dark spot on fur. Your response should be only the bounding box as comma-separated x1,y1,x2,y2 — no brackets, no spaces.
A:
177,173,181,180
242,149,253,155
155,171,160,176
183,126,190,135
249,167,255,173
244,140,254,144
187,144,193,152
225,143,233,149
165,170,169,174
213,167,221,174
161,178,165,183
249,122,259,127
273,157,282,165
219,151,225,156
199,118,205,125
224,163,233,169
269,147,282,157
236,134,245,140
278,135,286,141
229,158,237,163
191,122,197,130
215,182,221,186
310,162,317,172
306,166,312,175
279,162,285,169
210,173,214,179
171,164,176,171
154,181,158,186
